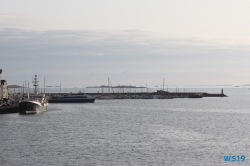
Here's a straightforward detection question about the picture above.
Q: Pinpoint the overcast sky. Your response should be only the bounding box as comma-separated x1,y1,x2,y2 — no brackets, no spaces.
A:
1,0,250,87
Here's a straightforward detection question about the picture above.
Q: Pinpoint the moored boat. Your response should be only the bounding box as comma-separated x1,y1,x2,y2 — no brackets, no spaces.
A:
19,96,48,114
19,75,48,114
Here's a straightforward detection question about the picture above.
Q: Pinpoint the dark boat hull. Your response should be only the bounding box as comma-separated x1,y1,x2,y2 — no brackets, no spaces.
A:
49,98,95,103
19,101,48,114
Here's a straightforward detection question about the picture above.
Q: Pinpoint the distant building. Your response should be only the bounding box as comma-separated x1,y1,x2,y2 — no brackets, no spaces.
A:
0,80,9,102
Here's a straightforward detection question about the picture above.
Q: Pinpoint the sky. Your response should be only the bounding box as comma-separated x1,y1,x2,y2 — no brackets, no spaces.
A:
1,0,250,87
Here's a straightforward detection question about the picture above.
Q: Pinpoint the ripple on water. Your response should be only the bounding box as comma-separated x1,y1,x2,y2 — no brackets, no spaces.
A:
1,90,250,165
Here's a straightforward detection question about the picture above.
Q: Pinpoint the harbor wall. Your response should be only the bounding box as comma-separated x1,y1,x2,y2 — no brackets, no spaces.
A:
0,103,20,114
46,92,228,97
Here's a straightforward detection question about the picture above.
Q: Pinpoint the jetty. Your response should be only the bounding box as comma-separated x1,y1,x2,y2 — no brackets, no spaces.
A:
0,103,20,114
0,89,227,114
47,90,228,98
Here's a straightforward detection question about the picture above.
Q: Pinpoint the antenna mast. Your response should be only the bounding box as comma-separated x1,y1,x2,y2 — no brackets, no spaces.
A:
33,75,39,94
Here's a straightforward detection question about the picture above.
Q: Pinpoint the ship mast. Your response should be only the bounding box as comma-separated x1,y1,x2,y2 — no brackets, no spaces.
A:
33,75,39,94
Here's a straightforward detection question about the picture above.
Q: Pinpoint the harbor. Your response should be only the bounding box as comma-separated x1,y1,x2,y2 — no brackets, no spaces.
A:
2,2,250,164
1,89,227,114
1,88,249,165
47,90,227,99
0,69,228,114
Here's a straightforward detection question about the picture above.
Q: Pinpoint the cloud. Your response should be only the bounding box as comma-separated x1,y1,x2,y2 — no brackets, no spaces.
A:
0,13,35,29
0,28,225,58
1,28,250,86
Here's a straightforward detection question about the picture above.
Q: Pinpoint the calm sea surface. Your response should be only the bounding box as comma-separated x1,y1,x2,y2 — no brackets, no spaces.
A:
1,88,250,166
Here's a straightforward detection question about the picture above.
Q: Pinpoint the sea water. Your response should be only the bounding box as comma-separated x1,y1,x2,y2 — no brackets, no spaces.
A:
0,88,250,165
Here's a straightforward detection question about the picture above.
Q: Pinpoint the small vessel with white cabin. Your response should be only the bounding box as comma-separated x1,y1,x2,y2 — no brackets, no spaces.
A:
19,75,48,114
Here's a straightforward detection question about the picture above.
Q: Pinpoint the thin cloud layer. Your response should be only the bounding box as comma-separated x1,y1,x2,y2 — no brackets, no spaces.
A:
0,28,233,58
1,28,250,86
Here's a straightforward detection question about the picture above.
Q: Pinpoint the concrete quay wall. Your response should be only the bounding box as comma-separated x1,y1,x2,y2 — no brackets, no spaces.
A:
47,92,228,97
0,103,20,114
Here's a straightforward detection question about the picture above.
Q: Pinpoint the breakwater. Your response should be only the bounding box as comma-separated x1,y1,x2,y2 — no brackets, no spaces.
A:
0,91,227,114
47,91,228,97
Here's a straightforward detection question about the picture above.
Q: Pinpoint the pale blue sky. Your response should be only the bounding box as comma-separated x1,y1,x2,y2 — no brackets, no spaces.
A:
1,0,250,87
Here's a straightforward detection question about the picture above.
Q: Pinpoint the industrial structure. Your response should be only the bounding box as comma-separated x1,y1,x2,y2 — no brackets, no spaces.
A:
0,69,9,103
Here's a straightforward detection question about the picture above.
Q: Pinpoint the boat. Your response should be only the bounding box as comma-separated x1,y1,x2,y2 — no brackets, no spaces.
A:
97,77,115,100
19,94,48,114
19,75,48,114
157,78,173,99
48,93,95,103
